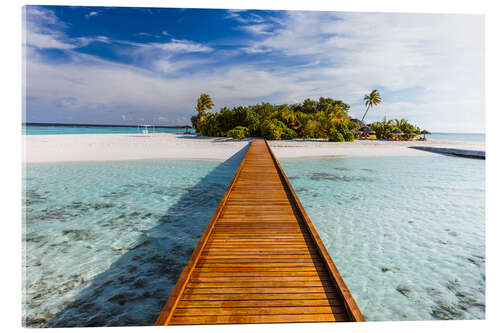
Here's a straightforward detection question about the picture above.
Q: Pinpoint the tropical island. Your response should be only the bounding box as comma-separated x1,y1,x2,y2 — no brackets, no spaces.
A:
191,90,425,141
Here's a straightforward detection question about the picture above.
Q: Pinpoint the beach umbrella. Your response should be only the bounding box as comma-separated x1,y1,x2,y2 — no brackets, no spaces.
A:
359,126,375,138
404,130,416,141
390,129,402,140
182,125,192,134
350,128,361,138
421,130,430,139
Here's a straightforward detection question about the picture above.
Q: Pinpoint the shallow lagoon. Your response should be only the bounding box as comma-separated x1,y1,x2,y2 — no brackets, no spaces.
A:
23,152,484,326
22,155,243,327
281,155,485,321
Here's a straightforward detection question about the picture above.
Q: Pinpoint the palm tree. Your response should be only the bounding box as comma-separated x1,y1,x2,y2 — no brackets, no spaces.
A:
391,118,409,131
361,89,382,122
196,93,214,114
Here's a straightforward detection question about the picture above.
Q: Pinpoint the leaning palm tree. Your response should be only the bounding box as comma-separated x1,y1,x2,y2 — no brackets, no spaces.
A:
361,89,382,122
196,93,214,114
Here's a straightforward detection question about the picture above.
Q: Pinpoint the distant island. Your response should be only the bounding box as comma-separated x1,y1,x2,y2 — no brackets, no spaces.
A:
191,92,423,141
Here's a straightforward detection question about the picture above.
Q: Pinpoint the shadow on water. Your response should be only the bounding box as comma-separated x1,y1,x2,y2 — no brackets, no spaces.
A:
47,143,250,327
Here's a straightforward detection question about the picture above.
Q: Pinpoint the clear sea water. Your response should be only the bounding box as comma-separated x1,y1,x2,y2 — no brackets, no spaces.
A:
22,125,195,135
22,125,484,144
427,133,485,143
22,152,245,327
22,151,485,326
281,156,485,321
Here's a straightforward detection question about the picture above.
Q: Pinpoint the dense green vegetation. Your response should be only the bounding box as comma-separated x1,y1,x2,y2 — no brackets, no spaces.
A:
190,93,423,141
192,95,356,141
370,117,421,140
227,126,250,140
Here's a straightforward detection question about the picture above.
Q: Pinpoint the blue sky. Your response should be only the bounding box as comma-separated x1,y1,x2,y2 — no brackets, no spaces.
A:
23,5,484,132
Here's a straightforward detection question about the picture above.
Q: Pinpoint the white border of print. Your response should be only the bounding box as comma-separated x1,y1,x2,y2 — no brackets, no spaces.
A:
3,1,498,333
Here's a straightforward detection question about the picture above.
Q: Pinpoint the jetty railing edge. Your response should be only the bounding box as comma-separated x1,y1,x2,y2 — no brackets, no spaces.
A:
154,140,253,326
264,139,365,322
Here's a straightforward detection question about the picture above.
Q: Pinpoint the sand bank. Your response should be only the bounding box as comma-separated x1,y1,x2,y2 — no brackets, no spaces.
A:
22,133,485,163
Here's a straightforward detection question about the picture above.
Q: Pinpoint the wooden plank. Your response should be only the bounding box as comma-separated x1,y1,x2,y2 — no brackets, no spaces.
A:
199,254,320,260
155,139,363,326
153,141,252,326
174,306,347,316
191,271,328,278
183,287,337,294
177,298,342,308
186,281,329,288
190,275,331,282
169,313,349,325
263,139,365,322
181,292,340,301
193,267,325,273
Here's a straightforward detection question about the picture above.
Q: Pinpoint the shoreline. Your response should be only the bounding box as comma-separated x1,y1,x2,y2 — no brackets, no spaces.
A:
23,133,485,164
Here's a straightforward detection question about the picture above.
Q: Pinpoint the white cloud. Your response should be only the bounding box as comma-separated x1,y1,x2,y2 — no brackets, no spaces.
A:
24,8,484,132
25,50,308,125
25,6,61,26
24,6,76,50
27,31,75,49
225,10,264,24
237,11,484,132
238,23,274,36
151,39,213,53
85,11,101,19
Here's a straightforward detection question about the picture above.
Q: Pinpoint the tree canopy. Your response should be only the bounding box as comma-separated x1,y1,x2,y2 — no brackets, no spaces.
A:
191,97,356,141
190,94,421,142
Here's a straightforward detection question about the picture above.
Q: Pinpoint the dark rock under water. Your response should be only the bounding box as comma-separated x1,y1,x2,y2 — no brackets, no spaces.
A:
396,285,411,297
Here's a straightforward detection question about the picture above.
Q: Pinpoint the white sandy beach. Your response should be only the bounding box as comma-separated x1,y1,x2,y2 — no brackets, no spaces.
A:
22,133,485,163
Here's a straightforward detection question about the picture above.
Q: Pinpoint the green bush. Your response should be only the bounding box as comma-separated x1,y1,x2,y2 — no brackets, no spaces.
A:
348,120,361,131
335,122,350,138
282,127,298,140
328,128,345,142
259,119,296,140
227,126,250,140
260,120,280,140
343,131,354,142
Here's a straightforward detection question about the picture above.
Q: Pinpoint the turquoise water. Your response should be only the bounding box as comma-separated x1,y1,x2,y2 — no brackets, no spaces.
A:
22,153,484,326
281,155,485,321
23,125,195,135
427,133,485,143
22,155,244,327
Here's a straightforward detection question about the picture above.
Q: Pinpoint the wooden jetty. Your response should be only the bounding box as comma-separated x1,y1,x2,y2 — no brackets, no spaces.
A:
155,139,364,325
